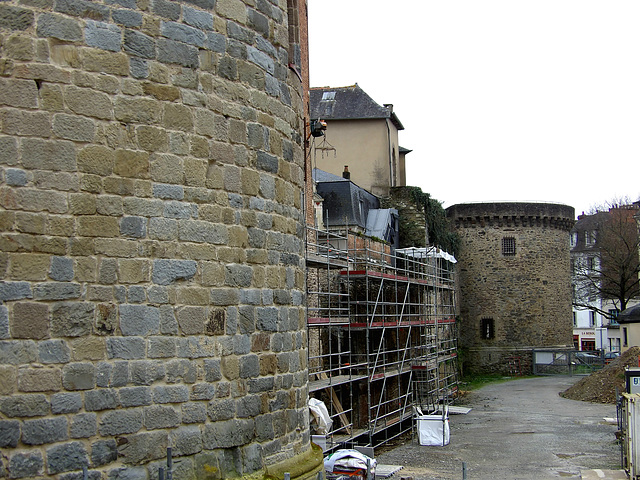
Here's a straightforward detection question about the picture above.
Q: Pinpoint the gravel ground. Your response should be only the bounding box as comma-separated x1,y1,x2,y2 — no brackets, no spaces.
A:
374,376,622,480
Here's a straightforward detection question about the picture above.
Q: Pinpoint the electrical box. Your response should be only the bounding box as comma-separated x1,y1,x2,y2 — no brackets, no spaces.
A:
625,367,640,394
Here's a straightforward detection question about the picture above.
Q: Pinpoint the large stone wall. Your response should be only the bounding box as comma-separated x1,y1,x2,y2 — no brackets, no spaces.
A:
447,203,575,375
0,0,314,478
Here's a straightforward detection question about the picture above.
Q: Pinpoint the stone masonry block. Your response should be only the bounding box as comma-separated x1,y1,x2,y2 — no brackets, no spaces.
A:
62,363,95,390
91,439,117,467
123,29,156,59
161,21,206,47
0,4,34,31
85,388,119,411
45,441,89,474
119,304,160,335
22,416,68,445
51,302,94,337
53,113,96,142
70,412,97,438
0,340,38,365
85,20,122,52
11,302,49,339
8,450,44,479
65,86,112,120
183,6,213,30
152,384,189,403
34,281,83,301
18,366,61,392
129,360,165,385
51,392,82,414
112,9,142,27
0,78,38,108
77,216,120,237
0,394,49,417
99,408,143,436
182,402,207,424
152,259,197,285
157,38,199,68
176,306,206,335
144,404,180,429
0,305,11,340
22,138,76,172
170,425,202,456
0,420,20,447
202,418,255,449
37,13,82,41
106,337,145,359
119,386,152,407
0,281,32,302
120,216,147,238
54,0,109,21
117,430,167,465
50,256,74,281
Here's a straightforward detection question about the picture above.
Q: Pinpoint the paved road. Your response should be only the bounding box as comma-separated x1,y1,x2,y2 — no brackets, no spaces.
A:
376,376,623,479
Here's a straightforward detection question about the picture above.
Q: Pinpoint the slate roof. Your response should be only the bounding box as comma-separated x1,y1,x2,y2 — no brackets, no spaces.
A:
618,304,640,324
310,84,404,130
313,168,379,229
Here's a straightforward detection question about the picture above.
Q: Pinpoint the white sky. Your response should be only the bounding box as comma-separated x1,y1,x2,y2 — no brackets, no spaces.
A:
307,1,640,217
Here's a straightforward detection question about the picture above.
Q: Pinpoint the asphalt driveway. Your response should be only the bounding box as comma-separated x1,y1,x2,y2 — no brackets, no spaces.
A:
375,376,622,479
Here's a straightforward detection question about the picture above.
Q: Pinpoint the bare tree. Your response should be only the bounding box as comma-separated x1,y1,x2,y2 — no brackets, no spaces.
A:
573,199,640,318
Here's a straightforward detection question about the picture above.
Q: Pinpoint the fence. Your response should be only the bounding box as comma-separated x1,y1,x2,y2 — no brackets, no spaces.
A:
532,349,605,375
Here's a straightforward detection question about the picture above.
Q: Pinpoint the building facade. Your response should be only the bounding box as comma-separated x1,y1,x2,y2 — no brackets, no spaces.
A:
571,205,640,354
309,85,406,198
446,202,575,374
0,1,318,478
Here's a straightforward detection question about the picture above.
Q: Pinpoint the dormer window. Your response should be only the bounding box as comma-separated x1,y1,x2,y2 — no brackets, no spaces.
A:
322,92,335,101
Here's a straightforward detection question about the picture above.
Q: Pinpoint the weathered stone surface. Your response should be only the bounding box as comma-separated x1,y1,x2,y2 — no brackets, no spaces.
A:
46,441,89,474
62,363,96,390
11,302,49,339
8,450,44,478
22,417,68,445
117,430,167,465
0,0,310,477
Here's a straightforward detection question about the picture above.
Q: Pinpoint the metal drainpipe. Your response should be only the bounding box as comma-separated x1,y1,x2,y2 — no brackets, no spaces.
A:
386,119,393,190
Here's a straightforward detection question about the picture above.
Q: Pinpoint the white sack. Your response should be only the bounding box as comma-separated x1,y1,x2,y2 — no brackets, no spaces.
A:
308,398,332,434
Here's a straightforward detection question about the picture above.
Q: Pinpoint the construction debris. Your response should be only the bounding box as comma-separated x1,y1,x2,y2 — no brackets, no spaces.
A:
561,347,640,404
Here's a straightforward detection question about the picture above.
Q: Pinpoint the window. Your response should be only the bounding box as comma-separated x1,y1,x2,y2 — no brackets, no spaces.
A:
570,232,577,247
501,237,516,256
624,327,628,347
572,311,577,327
589,311,596,327
481,318,494,340
609,309,620,326
587,256,595,271
585,231,596,246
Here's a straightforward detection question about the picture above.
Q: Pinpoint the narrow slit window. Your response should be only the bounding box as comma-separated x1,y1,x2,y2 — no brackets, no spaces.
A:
502,237,516,256
481,318,494,340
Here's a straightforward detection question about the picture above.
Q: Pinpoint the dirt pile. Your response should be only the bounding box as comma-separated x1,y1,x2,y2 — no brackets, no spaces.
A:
561,346,640,404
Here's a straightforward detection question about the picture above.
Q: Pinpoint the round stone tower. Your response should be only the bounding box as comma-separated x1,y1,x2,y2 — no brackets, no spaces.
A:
0,1,317,478
446,202,575,375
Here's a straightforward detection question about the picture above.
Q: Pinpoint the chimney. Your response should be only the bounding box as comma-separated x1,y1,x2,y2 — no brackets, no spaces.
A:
343,165,350,180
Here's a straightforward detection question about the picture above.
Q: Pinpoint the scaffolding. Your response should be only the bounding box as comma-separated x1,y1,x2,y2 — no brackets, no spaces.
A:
306,226,459,453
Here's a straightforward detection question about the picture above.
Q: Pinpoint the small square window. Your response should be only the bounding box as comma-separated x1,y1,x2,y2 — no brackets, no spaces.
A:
502,237,516,256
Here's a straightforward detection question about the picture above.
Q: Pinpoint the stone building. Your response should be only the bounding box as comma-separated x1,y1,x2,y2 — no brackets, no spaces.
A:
446,202,575,374
0,0,319,479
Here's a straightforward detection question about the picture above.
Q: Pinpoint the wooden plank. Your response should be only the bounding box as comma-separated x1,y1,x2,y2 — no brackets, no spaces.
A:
318,372,352,434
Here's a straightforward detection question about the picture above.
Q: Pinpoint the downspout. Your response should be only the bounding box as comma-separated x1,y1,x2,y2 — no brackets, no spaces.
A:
386,118,393,189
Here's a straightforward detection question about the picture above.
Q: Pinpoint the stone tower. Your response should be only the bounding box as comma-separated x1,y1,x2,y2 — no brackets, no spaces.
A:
446,202,575,374
0,0,317,478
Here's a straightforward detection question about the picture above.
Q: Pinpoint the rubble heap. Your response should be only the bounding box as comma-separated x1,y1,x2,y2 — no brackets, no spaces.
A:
561,347,640,404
